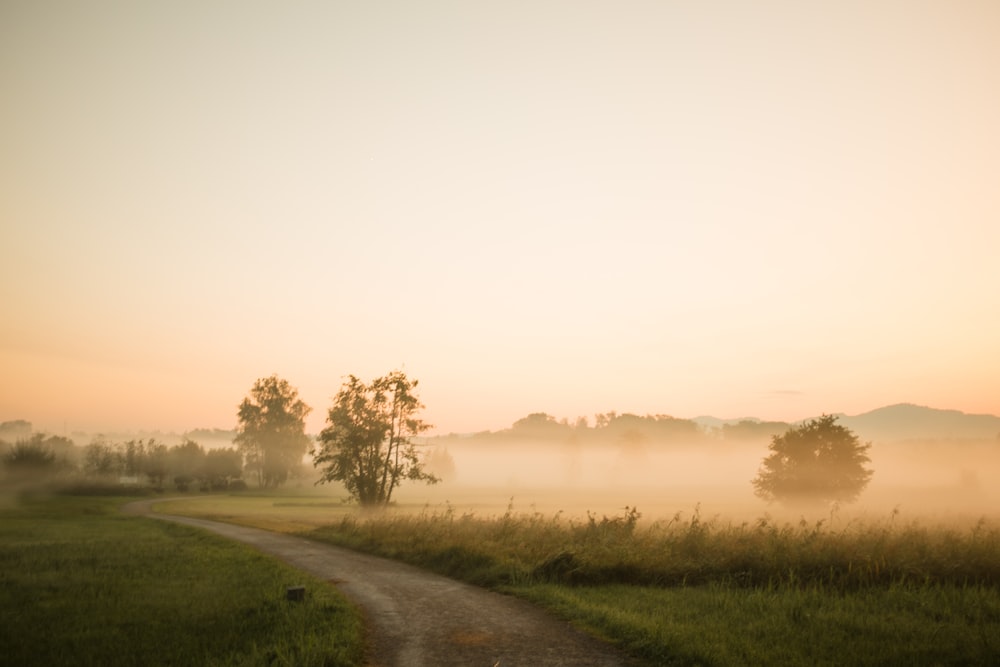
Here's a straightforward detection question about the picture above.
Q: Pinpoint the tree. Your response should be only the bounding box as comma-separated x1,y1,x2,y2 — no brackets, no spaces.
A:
752,415,873,505
509,413,570,440
169,439,206,483
2,434,75,484
204,448,244,489
313,370,438,506
3,437,56,470
120,439,145,478
83,440,120,477
235,375,311,488
142,441,169,489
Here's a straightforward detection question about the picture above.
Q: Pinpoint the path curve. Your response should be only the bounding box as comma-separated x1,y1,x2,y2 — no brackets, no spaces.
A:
124,500,630,667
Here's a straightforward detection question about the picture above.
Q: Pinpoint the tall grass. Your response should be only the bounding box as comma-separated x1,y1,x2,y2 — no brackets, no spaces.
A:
299,501,1000,665
149,494,1000,665
305,501,1000,590
0,494,364,667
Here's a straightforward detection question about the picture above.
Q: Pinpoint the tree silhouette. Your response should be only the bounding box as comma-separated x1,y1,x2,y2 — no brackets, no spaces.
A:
752,415,873,505
235,375,311,488
3,437,56,470
313,370,437,506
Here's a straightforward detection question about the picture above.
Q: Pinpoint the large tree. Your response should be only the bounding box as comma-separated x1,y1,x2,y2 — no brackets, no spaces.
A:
313,370,438,506
235,375,311,488
752,415,873,505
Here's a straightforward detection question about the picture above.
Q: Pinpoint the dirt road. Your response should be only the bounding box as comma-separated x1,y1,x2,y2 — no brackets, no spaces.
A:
125,501,631,666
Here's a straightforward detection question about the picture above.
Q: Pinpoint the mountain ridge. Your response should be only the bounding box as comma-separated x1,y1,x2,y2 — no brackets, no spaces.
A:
837,403,1000,442
693,403,1000,442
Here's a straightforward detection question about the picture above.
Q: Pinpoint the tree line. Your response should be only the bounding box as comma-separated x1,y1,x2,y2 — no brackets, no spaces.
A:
3,372,875,507
231,372,873,507
0,370,439,504
441,411,793,445
0,433,244,491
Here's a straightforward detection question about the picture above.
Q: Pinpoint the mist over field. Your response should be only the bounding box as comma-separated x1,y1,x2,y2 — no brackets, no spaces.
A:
383,405,1000,525
4,404,998,527
404,438,1000,523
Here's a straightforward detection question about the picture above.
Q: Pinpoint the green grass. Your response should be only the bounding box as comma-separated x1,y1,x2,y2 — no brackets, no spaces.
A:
152,494,1000,665
0,494,364,667
296,502,1000,665
304,502,1000,589
513,583,1000,666
154,494,354,533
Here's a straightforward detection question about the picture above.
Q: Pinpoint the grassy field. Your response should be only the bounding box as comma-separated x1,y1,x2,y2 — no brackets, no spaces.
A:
159,492,1000,666
153,493,355,533
514,582,999,665
0,492,364,667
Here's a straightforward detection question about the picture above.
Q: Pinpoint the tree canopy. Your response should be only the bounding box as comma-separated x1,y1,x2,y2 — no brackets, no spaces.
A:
235,375,312,488
2,435,60,478
752,415,873,505
313,370,437,506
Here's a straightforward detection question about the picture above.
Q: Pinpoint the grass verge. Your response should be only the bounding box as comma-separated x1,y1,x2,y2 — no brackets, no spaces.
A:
512,582,1000,666
152,494,1000,664
299,502,1000,665
0,493,364,667
304,502,1000,588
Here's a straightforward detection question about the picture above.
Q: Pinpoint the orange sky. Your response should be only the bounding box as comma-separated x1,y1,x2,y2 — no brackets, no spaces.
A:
2,1,998,437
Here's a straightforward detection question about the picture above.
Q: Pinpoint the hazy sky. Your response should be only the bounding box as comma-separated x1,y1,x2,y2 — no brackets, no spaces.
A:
3,1,998,436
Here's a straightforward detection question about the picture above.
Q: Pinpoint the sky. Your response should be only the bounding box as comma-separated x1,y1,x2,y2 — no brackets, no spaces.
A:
2,1,998,438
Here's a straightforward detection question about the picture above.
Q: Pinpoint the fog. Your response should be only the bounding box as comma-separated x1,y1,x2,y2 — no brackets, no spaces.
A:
395,437,1000,525
4,421,997,528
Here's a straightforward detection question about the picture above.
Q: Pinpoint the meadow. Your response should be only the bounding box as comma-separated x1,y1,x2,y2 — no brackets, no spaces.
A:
0,492,364,667
159,490,1000,666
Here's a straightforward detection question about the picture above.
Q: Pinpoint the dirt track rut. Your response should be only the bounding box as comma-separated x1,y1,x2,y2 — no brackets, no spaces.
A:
125,501,630,666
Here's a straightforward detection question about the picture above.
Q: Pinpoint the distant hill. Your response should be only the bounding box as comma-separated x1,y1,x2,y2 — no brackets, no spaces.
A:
690,405,1000,443
837,404,1000,443
435,405,1000,446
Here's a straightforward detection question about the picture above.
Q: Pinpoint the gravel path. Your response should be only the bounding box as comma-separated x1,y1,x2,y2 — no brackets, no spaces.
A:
125,501,631,667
